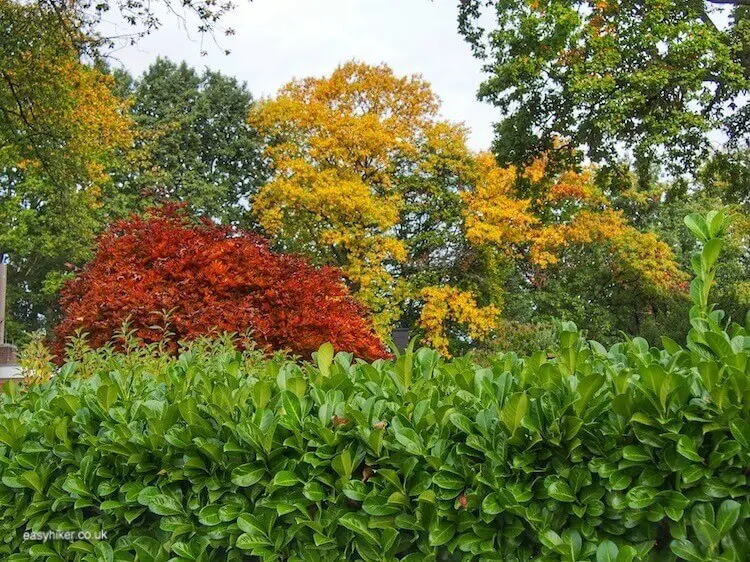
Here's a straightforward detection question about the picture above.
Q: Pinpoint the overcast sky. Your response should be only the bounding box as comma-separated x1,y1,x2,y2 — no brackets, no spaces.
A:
101,0,498,151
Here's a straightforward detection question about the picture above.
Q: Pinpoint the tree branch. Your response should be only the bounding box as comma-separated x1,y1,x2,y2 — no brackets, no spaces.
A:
2,71,63,188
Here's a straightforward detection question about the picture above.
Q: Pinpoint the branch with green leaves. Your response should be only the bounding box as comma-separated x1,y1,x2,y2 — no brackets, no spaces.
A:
684,210,731,315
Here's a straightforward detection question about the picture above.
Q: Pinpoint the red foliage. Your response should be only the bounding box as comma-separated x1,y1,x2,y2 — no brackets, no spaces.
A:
54,206,389,360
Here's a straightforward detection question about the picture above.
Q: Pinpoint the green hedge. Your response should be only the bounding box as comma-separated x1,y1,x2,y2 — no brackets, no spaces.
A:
1,211,750,561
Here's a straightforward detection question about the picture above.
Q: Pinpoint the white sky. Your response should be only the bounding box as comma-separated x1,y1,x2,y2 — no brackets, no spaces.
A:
102,0,498,151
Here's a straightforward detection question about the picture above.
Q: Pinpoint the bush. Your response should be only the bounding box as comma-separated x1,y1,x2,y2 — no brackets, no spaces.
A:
53,206,388,361
479,320,559,358
1,210,749,561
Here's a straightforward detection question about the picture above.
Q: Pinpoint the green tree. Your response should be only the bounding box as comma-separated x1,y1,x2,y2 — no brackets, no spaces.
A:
458,0,750,178
114,59,267,225
0,0,132,341
700,149,750,205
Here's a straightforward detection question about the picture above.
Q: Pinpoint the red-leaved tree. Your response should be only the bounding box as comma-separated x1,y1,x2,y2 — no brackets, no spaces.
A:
54,206,389,360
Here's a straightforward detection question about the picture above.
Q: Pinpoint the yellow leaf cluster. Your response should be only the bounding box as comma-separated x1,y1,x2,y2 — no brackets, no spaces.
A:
418,121,476,180
1,8,133,190
548,210,687,294
250,61,439,191
462,153,538,254
523,154,600,206
418,285,500,357
66,63,133,183
546,169,598,203
463,154,686,295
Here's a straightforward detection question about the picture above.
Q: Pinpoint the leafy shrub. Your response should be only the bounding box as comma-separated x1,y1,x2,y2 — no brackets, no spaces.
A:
54,206,389,361
1,210,749,561
481,320,559,358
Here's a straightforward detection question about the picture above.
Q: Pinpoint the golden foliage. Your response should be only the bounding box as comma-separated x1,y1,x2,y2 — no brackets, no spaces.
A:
418,286,500,356
250,61,439,189
463,153,538,255
463,154,687,295
1,7,133,187
250,61,471,332
418,121,476,180
249,62,687,350
66,64,133,183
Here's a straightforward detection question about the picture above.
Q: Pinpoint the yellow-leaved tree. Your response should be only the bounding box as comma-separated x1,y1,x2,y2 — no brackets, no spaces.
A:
462,153,687,299
249,61,485,336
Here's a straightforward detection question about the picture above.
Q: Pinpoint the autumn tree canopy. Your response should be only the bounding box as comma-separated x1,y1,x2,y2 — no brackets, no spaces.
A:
463,153,687,296
414,151,688,354
250,61,476,334
0,0,133,340
55,207,389,361
246,61,690,356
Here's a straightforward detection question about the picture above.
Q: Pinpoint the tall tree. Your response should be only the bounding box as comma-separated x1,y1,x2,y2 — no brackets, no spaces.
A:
115,59,266,225
457,0,750,178
249,62,688,353
249,61,482,334
0,0,132,341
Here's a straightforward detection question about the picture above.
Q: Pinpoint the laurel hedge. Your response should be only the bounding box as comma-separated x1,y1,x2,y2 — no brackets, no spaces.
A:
1,211,750,561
